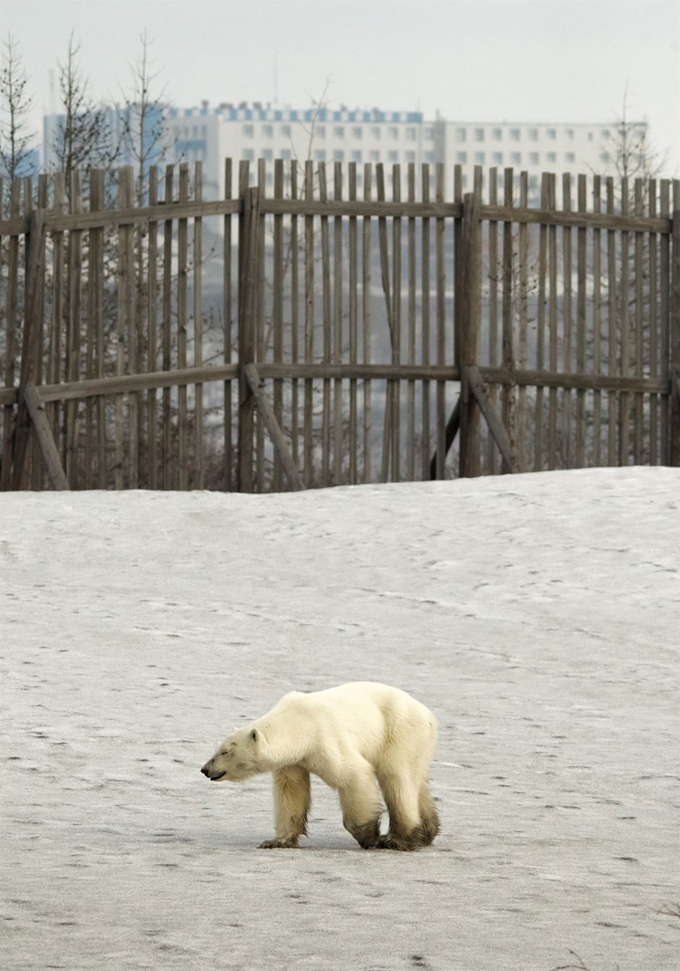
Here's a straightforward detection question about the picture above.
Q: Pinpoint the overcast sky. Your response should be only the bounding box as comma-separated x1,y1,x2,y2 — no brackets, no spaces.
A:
2,0,678,175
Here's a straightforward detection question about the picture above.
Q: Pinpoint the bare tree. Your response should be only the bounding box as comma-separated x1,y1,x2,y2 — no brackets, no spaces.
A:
50,31,119,193
0,33,35,187
610,85,672,185
118,29,171,205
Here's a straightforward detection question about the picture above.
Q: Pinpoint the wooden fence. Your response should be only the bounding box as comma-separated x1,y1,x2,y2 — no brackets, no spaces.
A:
1,160,678,492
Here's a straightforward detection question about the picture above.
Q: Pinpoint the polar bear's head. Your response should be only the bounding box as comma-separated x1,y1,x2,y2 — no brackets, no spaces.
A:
201,727,262,783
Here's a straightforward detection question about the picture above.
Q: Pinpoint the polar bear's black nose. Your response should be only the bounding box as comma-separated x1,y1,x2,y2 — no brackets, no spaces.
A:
201,765,210,777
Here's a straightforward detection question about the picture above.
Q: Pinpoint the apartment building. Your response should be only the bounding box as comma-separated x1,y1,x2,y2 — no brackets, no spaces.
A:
163,102,439,198
42,102,645,204
163,104,643,202
444,120,635,200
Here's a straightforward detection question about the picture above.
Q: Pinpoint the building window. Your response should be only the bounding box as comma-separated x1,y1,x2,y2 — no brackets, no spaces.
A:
511,152,521,164
602,129,611,140
546,152,557,164
334,150,344,161
370,126,381,139
405,127,417,141
565,128,574,140
547,128,556,140
262,149,273,161
565,152,576,164
334,126,345,138
369,150,380,162
424,151,435,162
600,151,610,164
352,126,363,139
510,128,520,141
388,126,399,139
243,124,254,137
475,128,485,142
280,149,292,160
492,128,503,140
316,125,326,139
262,124,273,138
528,128,538,141
388,150,398,162
529,152,539,165
242,148,255,160
405,150,416,163
456,151,467,164
474,151,485,165
492,152,503,165
279,124,292,138
456,127,467,142
351,150,363,162
315,150,327,161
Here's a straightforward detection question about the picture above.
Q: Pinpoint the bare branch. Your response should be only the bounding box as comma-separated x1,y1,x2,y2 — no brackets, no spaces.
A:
0,33,35,185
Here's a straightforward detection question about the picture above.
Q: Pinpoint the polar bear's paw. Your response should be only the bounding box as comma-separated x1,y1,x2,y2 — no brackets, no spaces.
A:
259,836,300,849
376,832,414,851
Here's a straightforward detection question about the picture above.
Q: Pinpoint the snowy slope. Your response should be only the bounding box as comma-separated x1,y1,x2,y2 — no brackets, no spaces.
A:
1,467,679,971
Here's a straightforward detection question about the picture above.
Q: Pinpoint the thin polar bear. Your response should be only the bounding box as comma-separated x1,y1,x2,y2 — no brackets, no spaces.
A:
201,681,440,851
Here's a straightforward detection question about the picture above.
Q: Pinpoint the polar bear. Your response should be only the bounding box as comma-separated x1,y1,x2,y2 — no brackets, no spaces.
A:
201,682,440,851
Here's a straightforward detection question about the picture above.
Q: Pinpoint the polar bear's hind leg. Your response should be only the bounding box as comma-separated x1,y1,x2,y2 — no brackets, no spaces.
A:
416,782,440,846
338,759,383,849
376,767,424,850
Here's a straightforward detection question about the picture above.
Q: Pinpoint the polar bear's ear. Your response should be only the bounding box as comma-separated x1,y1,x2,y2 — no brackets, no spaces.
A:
250,728,259,743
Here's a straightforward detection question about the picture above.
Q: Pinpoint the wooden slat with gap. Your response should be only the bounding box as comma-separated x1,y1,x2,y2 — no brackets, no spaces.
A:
194,161,204,489
362,163,372,483
162,165,174,489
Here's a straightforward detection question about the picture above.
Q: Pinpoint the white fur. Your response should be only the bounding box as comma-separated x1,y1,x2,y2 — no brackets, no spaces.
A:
201,682,440,851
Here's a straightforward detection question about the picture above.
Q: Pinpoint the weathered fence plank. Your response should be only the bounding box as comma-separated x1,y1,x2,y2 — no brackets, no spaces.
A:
244,363,303,492
11,207,47,489
467,366,518,473
23,385,69,491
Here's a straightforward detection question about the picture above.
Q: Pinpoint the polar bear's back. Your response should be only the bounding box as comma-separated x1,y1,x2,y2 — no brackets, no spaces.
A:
279,682,437,771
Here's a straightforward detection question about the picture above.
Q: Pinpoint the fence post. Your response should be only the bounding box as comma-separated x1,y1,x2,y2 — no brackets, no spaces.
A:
671,197,680,466
11,208,47,489
238,186,259,492
458,192,481,477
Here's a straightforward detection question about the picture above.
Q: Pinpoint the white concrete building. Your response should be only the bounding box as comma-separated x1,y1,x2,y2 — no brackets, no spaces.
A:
163,102,438,198
442,120,640,201
162,104,644,203
42,101,646,205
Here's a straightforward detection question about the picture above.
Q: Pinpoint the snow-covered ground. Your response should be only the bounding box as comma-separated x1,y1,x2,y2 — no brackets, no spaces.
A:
1,467,679,971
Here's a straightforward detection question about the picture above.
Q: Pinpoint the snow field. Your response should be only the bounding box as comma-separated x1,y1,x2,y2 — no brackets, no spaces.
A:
1,467,679,970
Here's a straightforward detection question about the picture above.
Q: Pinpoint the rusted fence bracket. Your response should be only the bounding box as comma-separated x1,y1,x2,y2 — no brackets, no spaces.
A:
244,363,304,492
22,386,70,491
467,365,519,473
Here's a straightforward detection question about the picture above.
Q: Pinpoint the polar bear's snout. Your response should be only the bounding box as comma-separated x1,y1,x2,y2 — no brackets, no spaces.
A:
200,759,227,781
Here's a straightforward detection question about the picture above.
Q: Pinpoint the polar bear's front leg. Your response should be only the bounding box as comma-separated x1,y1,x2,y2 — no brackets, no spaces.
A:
338,761,383,849
259,765,311,849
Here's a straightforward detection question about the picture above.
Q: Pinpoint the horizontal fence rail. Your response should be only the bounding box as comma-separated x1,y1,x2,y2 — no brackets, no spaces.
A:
1,160,678,492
